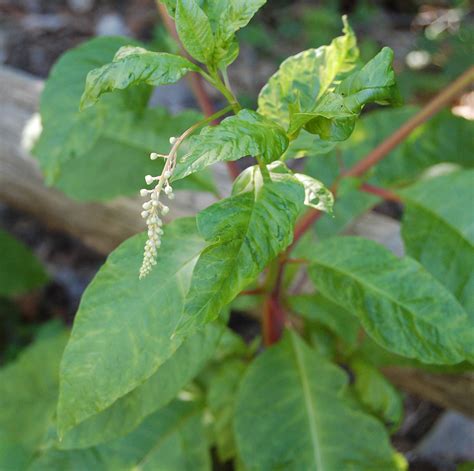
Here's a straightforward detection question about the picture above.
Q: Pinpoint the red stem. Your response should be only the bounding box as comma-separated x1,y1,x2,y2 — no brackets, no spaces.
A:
359,183,402,203
264,66,474,346
343,66,474,178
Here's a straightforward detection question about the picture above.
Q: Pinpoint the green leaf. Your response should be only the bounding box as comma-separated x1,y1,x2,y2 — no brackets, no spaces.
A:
176,0,215,64
210,0,266,42
57,218,206,437
258,16,358,130
164,0,266,68
173,109,289,181
350,357,403,432
0,329,68,458
31,399,211,471
294,173,334,212
234,331,406,470
60,322,222,449
80,46,199,109
308,236,473,364
206,359,246,462
289,47,401,139
287,294,359,351
400,170,474,315
232,161,333,213
0,230,47,296
33,37,212,201
177,179,304,334
283,131,338,160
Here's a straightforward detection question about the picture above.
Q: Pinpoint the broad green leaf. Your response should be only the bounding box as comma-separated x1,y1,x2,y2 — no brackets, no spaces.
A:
0,329,68,460
31,399,211,471
258,16,358,130
308,237,474,364
400,170,474,315
289,47,401,139
206,359,246,462
350,357,403,432
0,431,30,471
234,331,406,470
176,0,215,64
173,109,289,181
80,46,199,109
33,37,212,201
177,179,304,334
61,322,222,449
0,230,47,296
287,294,359,350
57,218,206,437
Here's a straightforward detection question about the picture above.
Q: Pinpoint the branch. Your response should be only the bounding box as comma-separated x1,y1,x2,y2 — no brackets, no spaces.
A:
359,183,402,203
266,67,474,345
292,66,474,248
156,2,240,180
343,66,474,178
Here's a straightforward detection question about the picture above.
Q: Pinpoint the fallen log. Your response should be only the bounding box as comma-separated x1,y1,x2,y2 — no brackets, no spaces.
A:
0,65,227,254
0,64,472,418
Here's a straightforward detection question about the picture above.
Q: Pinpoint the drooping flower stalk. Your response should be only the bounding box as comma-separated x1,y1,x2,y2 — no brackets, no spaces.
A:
139,105,232,278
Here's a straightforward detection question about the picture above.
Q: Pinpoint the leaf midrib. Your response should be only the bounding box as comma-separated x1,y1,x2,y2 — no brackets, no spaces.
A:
131,407,199,470
291,335,325,471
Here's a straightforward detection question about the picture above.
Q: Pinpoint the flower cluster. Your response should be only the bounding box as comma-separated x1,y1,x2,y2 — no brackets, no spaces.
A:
138,137,178,279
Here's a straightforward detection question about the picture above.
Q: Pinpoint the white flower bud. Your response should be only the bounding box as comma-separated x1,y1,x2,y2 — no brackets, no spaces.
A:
140,189,149,197
169,136,177,145
145,175,155,185
141,210,149,219
164,170,172,179
168,193,175,200
150,152,159,160
142,201,152,210
164,185,173,195
161,206,169,215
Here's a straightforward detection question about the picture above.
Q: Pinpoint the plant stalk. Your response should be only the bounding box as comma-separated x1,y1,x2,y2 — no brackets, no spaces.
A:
265,66,474,346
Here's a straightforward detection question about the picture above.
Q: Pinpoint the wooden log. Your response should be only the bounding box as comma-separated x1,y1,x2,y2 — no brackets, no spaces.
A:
0,64,472,417
0,65,228,254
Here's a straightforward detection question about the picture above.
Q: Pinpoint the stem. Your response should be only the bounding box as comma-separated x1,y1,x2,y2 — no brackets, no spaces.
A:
265,66,474,346
156,2,240,180
240,288,265,296
293,66,474,247
360,183,402,203
210,68,242,114
343,66,474,179
256,156,271,182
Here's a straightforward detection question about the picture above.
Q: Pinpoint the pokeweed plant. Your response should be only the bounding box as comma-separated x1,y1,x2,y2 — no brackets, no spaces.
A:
2,0,473,469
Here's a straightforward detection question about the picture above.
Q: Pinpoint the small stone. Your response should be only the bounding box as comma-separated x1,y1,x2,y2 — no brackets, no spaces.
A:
68,0,95,13
95,13,130,37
